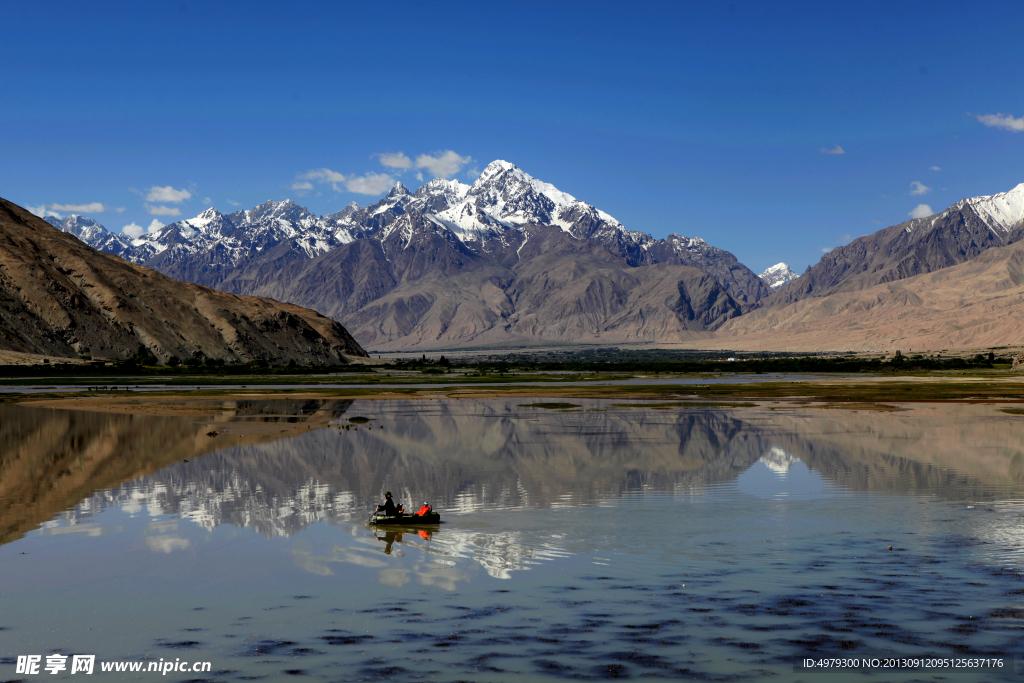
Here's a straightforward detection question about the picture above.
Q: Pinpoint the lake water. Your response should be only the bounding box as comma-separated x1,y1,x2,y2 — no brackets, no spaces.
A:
2,398,1023,681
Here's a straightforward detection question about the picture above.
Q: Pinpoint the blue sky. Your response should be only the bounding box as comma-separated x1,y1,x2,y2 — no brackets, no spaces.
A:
3,0,1023,274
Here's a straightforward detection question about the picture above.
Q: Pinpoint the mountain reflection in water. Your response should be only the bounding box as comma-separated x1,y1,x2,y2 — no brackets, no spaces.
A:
4,399,1024,548
4,399,1024,680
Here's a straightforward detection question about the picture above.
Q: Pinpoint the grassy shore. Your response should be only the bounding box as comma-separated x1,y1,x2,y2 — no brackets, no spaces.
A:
7,368,1024,416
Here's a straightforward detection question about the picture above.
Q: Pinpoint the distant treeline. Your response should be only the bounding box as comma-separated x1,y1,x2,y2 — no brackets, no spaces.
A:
394,350,1009,374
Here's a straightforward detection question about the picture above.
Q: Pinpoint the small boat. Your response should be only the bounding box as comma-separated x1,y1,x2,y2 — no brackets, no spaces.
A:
367,511,441,525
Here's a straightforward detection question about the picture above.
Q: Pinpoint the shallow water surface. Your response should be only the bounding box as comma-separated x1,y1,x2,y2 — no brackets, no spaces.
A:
1,399,1023,681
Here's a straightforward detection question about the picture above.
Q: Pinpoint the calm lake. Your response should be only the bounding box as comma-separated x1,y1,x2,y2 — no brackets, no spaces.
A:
2,398,1023,681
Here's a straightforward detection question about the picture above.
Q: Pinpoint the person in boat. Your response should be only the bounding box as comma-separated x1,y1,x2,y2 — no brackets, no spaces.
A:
377,491,399,516
415,502,432,516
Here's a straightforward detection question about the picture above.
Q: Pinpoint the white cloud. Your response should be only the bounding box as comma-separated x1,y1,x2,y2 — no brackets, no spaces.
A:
122,222,145,238
145,185,191,203
227,199,240,206
293,168,348,192
909,204,934,219
202,197,211,204
415,150,473,178
28,204,62,218
121,218,165,238
975,112,1024,132
819,145,845,155
930,166,941,171
51,202,109,213
146,204,181,216
346,172,395,195
909,181,931,196
821,247,832,253
415,171,423,181
378,152,413,170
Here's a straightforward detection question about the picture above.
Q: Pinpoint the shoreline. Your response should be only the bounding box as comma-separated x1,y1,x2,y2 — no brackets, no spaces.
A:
12,372,1024,418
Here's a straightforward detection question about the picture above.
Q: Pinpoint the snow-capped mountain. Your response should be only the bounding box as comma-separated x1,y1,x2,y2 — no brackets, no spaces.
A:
759,262,798,290
958,182,1024,232
44,214,144,261
769,181,1024,305
52,161,774,348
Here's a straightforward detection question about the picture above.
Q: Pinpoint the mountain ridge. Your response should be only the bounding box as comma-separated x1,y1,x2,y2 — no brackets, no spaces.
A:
3,198,367,363
766,183,1024,307
47,161,768,350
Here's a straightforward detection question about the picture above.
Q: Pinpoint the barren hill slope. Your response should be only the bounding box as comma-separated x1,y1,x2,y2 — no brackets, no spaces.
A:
768,183,1024,307
712,237,1024,352
0,198,367,363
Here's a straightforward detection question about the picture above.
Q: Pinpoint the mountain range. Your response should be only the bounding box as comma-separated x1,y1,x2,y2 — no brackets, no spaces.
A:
33,162,1024,354
47,161,770,350
0,198,367,363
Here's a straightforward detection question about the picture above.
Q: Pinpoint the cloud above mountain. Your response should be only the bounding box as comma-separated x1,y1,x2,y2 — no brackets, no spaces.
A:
122,218,166,238
292,168,347,193
52,202,116,213
345,172,394,194
28,204,63,218
910,181,931,196
909,204,933,219
145,186,191,203
377,152,413,170
975,112,1024,132
819,145,845,155
415,150,473,178
146,205,181,216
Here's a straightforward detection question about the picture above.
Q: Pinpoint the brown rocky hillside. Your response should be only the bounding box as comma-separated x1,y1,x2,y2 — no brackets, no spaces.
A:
0,198,367,363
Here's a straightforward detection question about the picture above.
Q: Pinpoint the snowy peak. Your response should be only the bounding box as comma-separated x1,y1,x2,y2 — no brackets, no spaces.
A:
48,214,110,242
760,263,798,290
472,159,518,189
50,160,770,306
962,182,1024,232
243,199,314,225
387,182,411,198
180,208,224,231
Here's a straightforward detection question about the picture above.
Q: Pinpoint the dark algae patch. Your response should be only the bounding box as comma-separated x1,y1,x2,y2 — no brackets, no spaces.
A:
519,402,581,410
611,401,758,409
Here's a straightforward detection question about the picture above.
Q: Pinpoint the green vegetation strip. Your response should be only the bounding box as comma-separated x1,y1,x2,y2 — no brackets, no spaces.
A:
999,408,1024,415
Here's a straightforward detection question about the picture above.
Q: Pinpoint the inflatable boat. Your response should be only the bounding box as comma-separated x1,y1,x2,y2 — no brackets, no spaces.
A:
367,511,441,525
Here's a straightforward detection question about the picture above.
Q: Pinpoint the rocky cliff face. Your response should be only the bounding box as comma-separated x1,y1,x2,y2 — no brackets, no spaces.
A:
47,161,770,350
1,198,367,362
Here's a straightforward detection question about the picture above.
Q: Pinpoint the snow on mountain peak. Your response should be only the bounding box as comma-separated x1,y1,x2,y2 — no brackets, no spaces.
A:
183,208,223,230
388,182,411,197
964,181,1024,232
471,160,579,209
759,262,798,290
